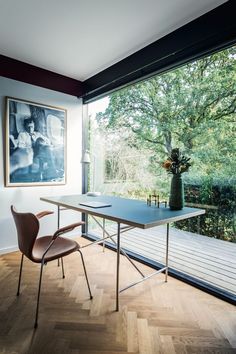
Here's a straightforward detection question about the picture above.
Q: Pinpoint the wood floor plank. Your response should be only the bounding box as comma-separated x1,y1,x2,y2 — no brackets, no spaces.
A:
0,237,235,354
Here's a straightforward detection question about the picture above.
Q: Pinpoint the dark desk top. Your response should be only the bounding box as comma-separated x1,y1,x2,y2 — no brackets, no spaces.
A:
40,194,205,229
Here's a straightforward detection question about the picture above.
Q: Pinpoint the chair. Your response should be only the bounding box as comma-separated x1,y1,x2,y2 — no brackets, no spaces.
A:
11,205,93,328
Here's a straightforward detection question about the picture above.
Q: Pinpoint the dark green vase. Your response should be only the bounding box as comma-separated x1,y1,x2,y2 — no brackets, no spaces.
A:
169,174,184,210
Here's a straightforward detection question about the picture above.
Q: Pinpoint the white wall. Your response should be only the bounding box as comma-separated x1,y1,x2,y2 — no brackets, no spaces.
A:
0,76,83,254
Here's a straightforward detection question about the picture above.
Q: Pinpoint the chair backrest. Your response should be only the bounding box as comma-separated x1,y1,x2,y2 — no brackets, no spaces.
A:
11,205,39,260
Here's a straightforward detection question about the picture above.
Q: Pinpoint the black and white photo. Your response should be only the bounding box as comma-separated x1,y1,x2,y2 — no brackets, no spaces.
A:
5,97,66,186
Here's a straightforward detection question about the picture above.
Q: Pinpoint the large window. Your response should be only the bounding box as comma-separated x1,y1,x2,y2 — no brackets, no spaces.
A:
87,46,236,301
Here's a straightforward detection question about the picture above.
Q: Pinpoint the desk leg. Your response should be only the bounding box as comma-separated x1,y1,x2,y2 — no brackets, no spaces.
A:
57,205,60,229
165,223,169,282
57,206,60,267
82,213,88,235
102,218,105,252
116,222,121,311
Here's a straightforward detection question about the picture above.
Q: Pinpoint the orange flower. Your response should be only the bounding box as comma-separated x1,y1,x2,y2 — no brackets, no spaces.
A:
163,160,172,169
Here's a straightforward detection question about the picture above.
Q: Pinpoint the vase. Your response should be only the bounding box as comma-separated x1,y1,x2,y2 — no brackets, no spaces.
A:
169,174,184,210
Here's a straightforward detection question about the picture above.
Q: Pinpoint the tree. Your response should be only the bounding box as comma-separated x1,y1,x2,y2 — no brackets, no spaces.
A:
93,46,236,239
97,46,236,162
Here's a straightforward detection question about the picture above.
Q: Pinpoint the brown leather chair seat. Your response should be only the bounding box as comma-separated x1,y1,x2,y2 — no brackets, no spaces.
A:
32,236,79,262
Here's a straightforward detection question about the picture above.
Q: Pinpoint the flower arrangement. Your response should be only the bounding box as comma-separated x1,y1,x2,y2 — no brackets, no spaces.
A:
162,148,191,175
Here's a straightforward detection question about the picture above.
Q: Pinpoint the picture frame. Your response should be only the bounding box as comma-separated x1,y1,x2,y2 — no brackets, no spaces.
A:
5,97,67,186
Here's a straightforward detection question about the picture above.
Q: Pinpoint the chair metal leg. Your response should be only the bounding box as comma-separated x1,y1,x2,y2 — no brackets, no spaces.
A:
61,257,65,278
34,261,44,328
57,259,60,267
78,250,93,299
17,254,24,296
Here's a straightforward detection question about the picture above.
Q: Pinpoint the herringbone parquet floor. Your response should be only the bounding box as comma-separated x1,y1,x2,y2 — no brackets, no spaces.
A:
0,237,235,354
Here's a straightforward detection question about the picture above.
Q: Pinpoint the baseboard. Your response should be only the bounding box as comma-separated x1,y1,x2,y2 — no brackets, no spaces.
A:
0,245,19,255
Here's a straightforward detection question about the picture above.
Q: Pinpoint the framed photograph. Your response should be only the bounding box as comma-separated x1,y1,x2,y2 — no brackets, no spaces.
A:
5,97,66,186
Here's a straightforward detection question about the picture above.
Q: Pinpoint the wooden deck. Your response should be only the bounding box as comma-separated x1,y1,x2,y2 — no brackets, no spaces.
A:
89,223,236,297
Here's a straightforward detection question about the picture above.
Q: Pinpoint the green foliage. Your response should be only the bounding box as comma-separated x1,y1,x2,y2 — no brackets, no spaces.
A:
199,176,214,204
93,46,236,241
97,47,236,162
176,178,236,242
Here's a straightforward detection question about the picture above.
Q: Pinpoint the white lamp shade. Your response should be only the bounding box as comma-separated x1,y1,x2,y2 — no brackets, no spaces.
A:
81,150,91,164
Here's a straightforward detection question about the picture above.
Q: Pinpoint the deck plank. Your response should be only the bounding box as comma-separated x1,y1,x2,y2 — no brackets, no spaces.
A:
89,223,236,296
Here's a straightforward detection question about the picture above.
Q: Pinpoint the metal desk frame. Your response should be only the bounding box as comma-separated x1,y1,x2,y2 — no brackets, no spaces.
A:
41,194,205,311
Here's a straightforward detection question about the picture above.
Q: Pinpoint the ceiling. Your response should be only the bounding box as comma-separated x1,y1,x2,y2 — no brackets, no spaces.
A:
0,0,227,81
